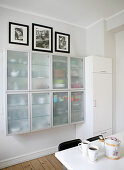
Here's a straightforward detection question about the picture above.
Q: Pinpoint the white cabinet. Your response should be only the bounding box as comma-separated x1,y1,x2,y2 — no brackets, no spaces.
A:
52,55,68,89
4,50,84,135
71,91,84,123
5,50,52,135
92,56,112,73
53,92,69,126
7,50,29,91
31,53,50,90
6,93,30,134
85,56,112,138
70,58,84,88
31,92,51,131
93,73,112,133
76,56,112,139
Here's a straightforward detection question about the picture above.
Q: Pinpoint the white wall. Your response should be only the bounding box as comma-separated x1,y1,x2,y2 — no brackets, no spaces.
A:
76,19,118,139
76,20,105,140
0,7,86,166
86,19,105,56
107,10,124,31
115,30,124,133
104,23,116,134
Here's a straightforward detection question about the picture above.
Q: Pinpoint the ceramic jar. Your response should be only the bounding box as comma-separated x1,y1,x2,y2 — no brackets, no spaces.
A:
105,137,120,160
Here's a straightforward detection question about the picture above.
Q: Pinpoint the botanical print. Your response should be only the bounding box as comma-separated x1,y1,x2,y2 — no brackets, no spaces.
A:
9,22,29,45
32,23,53,52
15,27,23,41
55,32,70,53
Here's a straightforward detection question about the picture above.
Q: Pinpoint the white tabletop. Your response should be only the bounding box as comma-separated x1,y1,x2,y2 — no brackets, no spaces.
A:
55,131,124,170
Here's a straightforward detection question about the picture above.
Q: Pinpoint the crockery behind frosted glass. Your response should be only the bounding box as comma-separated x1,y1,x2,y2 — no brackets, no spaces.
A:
71,58,83,88
32,53,50,89
7,94,29,134
7,50,28,90
32,116,51,131
53,55,68,89
53,92,68,126
32,93,51,130
71,91,84,123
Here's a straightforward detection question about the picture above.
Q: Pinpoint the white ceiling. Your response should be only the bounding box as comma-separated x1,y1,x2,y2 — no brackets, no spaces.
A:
0,0,124,27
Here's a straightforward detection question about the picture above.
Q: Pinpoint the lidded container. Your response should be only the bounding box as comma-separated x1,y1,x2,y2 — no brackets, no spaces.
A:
105,137,120,160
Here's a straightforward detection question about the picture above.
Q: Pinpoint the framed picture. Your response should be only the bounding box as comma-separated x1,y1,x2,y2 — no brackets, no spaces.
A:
55,32,70,53
9,22,29,45
32,23,53,52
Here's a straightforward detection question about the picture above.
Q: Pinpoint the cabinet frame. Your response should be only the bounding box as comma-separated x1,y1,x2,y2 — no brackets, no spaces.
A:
30,91,52,132
52,91,70,127
5,49,30,93
5,92,30,135
52,55,69,91
70,56,84,90
30,51,51,91
4,49,85,135
70,90,85,125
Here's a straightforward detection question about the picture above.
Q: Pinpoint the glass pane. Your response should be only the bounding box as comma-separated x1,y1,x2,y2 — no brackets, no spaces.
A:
32,53,50,89
7,50,28,90
53,55,68,89
32,93,51,130
53,92,68,126
71,58,83,88
71,91,84,123
7,94,29,134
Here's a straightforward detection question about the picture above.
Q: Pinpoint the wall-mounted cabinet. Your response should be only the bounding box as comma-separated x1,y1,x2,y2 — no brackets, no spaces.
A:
71,91,84,123
6,93,30,134
53,55,68,89
7,50,29,91
31,53,50,90
53,91,69,126
4,50,84,135
70,58,83,89
31,92,51,131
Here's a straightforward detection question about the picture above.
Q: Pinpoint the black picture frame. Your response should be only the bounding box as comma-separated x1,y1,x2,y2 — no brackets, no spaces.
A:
55,32,70,53
32,23,53,53
9,22,29,46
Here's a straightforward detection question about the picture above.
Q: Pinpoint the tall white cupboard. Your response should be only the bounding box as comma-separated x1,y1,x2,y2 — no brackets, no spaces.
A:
76,56,112,139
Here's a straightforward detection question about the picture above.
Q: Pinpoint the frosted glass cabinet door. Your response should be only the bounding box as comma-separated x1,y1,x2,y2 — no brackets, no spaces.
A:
71,91,84,123
53,55,68,89
71,58,83,88
7,94,29,134
53,92,68,126
7,50,28,90
31,53,50,89
32,93,51,131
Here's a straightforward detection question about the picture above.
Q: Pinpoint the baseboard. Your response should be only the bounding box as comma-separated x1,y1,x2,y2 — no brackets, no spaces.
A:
0,146,58,169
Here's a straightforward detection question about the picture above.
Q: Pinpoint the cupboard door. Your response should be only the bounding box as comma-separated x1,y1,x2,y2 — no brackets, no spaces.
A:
53,55,68,89
7,94,29,134
7,50,28,90
71,58,83,88
93,56,112,73
53,92,68,126
31,93,51,131
71,91,84,123
31,53,50,90
93,73,112,133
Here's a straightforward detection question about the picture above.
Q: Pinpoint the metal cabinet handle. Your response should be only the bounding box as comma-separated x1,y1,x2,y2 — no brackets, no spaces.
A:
100,70,107,72
93,100,96,107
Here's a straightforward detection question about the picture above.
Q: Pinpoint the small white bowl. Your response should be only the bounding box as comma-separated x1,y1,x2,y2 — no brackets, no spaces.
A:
10,70,19,77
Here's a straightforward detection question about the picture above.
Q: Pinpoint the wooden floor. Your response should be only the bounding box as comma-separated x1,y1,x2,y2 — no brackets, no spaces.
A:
2,154,63,170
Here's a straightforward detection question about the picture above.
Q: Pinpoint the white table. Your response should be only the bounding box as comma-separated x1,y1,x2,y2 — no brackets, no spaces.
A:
55,131,124,170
